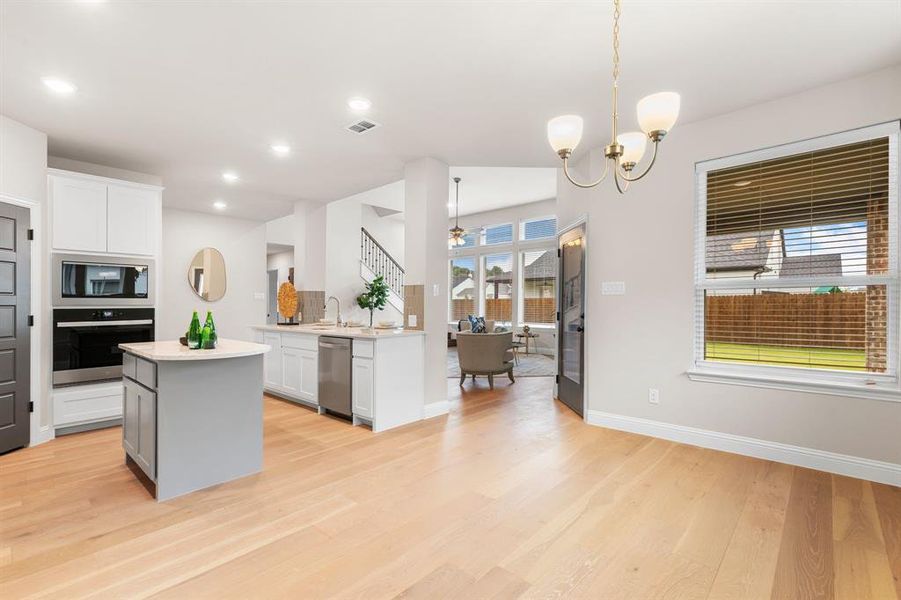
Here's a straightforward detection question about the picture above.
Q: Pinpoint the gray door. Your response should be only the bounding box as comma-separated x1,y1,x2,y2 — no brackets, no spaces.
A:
0,202,30,453
557,223,585,417
267,269,278,325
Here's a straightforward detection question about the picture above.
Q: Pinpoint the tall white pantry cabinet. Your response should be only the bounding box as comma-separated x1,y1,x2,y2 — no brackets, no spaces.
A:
48,169,163,433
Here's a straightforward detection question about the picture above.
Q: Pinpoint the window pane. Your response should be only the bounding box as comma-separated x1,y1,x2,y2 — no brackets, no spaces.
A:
521,249,556,324
703,285,886,373
481,223,513,246
483,253,512,324
450,257,476,321
521,217,557,241
705,138,889,281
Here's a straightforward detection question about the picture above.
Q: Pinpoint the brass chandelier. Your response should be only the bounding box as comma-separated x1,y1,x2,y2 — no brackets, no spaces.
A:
547,0,680,192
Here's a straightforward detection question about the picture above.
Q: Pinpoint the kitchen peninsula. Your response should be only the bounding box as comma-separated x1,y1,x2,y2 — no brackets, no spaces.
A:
118,338,270,501
252,324,425,432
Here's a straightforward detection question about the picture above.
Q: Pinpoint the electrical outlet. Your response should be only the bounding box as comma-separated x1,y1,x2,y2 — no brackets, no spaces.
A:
253,292,265,300
648,388,660,405
433,284,440,296
408,314,417,327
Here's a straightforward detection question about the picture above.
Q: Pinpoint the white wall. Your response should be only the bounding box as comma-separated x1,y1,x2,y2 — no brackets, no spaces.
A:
265,214,295,246
267,250,293,285
159,209,266,342
454,197,556,232
556,65,901,465
0,115,51,445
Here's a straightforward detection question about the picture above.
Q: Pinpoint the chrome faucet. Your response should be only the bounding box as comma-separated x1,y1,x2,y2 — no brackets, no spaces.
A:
324,296,343,326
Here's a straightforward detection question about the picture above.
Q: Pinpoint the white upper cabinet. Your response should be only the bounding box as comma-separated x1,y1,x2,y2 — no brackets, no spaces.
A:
51,177,108,252
107,184,158,256
50,171,161,256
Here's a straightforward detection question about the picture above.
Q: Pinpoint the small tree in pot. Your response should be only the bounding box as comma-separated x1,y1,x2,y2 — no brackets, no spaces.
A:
356,275,390,328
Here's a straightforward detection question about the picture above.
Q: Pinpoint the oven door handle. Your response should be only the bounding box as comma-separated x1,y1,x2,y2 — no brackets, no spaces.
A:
55,319,154,328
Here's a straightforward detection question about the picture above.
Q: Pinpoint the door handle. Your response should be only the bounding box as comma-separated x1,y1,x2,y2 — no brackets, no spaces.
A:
576,326,584,332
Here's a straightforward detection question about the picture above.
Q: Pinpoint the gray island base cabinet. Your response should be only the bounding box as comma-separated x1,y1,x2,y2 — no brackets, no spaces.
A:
119,339,270,502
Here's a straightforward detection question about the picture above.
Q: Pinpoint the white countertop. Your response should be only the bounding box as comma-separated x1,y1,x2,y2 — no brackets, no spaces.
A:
119,338,271,361
252,323,425,339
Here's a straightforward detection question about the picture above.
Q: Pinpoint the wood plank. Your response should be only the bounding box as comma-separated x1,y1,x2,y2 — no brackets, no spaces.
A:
771,468,835,600
0,378,894,599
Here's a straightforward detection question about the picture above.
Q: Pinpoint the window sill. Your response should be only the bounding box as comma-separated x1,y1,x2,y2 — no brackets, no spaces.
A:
686,367,901,403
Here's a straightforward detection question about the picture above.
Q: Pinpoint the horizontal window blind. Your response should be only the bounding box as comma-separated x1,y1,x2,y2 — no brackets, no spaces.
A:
482,223,513,246
521,217,557,241
484,253,513,323
449,257,476,321
696,128,898,377
520,249,557,324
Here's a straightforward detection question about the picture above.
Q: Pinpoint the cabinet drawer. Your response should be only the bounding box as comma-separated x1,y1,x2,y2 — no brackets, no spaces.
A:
281,333,317,351
123,353,137,379
353,339,374,359
135,357,157,390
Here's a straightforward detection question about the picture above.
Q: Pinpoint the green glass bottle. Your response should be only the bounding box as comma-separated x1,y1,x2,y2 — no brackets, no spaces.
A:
200,323,212,349
204,311,217,348
187,311,202,349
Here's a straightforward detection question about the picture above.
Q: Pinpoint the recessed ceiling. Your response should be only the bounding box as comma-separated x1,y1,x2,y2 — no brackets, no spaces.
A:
2,1,898,221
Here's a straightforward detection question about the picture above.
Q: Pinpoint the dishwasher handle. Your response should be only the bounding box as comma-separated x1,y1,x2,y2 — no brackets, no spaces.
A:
319,341,350,350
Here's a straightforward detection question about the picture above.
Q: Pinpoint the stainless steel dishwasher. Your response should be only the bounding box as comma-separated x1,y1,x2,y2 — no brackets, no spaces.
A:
318,336,352,418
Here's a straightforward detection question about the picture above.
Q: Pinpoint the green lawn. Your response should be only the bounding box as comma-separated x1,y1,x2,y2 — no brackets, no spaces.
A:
705,342,867,371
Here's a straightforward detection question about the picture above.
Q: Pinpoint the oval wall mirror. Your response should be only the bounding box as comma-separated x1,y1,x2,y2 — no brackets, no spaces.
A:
187,247,227,302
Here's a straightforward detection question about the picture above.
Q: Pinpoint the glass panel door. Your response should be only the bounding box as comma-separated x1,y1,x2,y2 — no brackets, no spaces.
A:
558,224,585,416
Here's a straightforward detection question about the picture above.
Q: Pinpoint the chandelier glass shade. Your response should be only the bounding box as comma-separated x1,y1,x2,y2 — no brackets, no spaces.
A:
548,0,680,192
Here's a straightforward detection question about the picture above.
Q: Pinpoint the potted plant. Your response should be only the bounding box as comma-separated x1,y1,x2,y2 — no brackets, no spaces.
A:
356,275,390,328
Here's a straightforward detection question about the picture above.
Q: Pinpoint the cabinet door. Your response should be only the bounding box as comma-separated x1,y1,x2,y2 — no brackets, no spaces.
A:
281,347,301,394
51,177,107,252
136,385,156,480
122,379,139,456
263,333,282,389
107,185,159,255
352,357,373,419
298,349,318,404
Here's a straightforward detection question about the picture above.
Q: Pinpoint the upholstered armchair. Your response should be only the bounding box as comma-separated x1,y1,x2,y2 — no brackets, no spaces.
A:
456,331,515,389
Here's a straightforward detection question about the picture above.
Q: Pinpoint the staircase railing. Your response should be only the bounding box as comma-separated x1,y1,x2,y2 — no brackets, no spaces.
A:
361,227,404,296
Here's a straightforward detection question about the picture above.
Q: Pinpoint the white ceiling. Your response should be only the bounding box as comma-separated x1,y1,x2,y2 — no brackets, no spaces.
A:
449,167,556,216
2,1,899,221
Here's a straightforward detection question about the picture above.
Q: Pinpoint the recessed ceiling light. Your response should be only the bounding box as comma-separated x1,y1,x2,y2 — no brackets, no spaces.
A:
213,200,227,210
270,143,291,156
733,180,752,187
347,96,372,112
222,172,239,183
42,77,78,95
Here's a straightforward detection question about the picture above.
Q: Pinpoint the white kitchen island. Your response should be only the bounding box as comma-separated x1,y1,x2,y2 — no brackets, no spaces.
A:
252,325,426,432
118,339,270,501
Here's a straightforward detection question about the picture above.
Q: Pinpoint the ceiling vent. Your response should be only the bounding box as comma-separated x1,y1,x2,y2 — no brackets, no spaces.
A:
346,119,380,134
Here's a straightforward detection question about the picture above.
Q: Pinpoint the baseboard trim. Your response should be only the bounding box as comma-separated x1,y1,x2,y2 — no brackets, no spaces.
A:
586,410,901,487
423,401,450,419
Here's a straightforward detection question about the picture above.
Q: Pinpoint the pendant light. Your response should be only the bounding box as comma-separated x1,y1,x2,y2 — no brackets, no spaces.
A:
449,177,466,247
547,0,681,193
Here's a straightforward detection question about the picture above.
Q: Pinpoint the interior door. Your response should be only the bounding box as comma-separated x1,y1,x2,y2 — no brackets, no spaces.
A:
0,202,31,453
557,223,585,416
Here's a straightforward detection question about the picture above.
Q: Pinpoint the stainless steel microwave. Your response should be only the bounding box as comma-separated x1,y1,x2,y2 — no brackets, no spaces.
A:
53,253,155,307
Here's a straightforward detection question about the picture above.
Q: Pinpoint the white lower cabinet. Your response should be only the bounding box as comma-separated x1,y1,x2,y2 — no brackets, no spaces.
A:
352,357,374,419
263,333,283,389
260,332,318,405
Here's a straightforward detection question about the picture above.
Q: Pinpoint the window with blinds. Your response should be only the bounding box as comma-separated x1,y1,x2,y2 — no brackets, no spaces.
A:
520,216,557,241
695,124,898,383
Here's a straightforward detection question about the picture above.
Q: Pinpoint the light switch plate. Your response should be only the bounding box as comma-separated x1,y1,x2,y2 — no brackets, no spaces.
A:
433,284,440,297
601,281,626,295
408,314,417,327
253,292,265,300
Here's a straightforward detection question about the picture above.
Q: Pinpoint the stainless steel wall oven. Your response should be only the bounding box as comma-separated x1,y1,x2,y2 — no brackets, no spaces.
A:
52,308,155,386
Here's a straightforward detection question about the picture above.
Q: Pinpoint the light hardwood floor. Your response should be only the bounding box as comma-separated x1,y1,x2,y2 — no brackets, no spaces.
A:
1,377,898,599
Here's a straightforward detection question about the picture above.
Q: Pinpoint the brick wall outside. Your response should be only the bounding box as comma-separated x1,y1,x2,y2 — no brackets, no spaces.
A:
866,194,888,373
